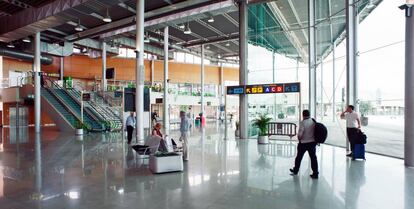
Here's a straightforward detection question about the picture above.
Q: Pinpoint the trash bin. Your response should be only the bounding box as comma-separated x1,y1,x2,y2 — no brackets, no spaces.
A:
195,118,200,126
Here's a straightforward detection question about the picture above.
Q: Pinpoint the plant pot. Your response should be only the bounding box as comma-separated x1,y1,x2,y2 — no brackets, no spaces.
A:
258,135,269,144
361,116,368,126
75,129,84,135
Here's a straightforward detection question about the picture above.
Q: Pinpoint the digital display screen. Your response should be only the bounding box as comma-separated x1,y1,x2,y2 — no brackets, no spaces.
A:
226,82,300,95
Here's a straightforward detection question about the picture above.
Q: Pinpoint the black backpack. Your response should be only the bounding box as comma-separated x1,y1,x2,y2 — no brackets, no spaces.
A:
312,119,328,143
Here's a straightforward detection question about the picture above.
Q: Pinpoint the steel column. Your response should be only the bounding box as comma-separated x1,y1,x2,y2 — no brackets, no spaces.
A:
34,32,41,133
308,0,317,118
320,61,324,119
163,26,169,135
346,0,358,110
272,52,277,120
60,57,64,80
239,0,249,139
403,4,414,167
201,44,205,117
102,42,107,91
135,0,145,143
220,63,224,119
332,43,336,122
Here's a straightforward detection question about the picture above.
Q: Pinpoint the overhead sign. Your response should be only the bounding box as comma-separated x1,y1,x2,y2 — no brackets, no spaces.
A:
227,86,245,95
226,82,300,95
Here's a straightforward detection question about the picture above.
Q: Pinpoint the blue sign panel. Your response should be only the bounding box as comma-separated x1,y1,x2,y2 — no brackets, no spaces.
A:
227,86,245,95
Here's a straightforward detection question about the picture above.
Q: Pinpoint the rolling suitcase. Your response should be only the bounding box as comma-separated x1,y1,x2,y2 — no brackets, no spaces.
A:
353,144,366,160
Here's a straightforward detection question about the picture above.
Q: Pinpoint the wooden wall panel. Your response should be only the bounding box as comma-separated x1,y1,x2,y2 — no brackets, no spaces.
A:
5,55,239,84
2,102,54,126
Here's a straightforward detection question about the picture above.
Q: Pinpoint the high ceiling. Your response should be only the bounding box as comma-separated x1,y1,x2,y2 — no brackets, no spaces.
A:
0,0,383,64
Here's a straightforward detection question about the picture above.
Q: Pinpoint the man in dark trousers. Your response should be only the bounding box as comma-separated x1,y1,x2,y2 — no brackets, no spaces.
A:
340,105,361,157
126,112,136,144
290,110,319,179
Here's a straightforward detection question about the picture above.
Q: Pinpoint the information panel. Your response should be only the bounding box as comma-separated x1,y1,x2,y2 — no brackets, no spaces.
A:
226,82,300,95
227,86,245,95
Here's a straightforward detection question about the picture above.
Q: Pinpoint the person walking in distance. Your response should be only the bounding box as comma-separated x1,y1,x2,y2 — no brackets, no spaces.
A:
180,111,190,161
126,112,136,144
340,105,361,157
290,110,319,179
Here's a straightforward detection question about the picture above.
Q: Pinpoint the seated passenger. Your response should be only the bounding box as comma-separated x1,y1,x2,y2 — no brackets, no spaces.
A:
151,123,168,152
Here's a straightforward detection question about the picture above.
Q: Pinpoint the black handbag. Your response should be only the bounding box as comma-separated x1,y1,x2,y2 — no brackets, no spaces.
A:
356,130,367,144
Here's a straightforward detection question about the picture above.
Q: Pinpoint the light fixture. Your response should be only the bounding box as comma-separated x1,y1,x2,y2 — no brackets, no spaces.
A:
207,16,214,23
205,45,210,49
22,37,31,43
75,19,83,32
102,8,112,23
217,54,221,59
178,24,185,29
225,42,230,47
7,42,15,48
184,22,191,34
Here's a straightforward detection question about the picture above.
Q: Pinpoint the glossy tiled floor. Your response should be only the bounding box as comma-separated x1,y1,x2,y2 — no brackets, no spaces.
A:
0,125,413,209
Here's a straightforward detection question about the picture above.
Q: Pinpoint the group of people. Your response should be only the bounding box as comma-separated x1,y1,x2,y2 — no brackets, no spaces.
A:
126,110,191,161
290,105,361,179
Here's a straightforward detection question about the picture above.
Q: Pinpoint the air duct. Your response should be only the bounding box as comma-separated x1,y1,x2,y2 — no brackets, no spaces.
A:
0,46,53,65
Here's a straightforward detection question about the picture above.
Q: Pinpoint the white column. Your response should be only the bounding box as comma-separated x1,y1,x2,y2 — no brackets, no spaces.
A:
272,52,277,120
308,0,317,118
135,0,145,143
219,63,224,120
60,57,64,80
332,43,336,122
34,32,41,133
346,0,358,110
163,26,169,135
239,0,249,139
201,44,205,117
402,4,414,167
320,61,324,120
102,42,107,91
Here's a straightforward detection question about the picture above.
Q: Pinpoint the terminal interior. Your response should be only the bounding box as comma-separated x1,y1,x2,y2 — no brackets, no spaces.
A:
0,0,413,209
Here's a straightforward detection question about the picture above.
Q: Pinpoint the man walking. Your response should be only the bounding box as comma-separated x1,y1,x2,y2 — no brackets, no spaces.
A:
340,105,361,157
126,112,136,144
180,111,190,161
290,110,319,179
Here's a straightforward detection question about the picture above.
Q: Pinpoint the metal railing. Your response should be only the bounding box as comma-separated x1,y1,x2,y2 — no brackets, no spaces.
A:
267,122,297,139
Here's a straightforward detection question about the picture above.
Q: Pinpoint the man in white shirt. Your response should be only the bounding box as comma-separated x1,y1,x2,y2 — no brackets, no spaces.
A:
126,112,136,144
290,110,319,179
340,105,361,157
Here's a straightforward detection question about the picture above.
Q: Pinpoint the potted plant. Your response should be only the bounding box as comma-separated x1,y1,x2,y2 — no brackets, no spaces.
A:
359,101,371,126
252,114,272,144
75,120,84,135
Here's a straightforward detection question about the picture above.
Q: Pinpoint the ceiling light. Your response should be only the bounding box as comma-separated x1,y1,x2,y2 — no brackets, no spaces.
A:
22,37,31,43
102,8,112,23
7,42,15,48
184,22,191,34
225,42,230,47
207,17,214,23
75,19,83,32
205,45,210,49
178,24,185,29
217,54,221,59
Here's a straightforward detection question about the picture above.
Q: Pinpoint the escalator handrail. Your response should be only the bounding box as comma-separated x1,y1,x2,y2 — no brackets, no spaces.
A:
44,77,103,131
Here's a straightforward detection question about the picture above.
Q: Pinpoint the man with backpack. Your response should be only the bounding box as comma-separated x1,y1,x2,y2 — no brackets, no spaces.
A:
290,110,319,179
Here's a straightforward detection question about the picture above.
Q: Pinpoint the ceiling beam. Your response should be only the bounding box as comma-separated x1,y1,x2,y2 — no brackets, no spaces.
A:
286,0,308,42
268,1,308,61
183,33,239,47
194,19,239,46
2,0,31,9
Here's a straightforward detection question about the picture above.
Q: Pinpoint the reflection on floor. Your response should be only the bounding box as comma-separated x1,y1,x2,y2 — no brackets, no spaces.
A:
0,125,413,209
